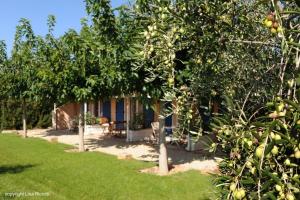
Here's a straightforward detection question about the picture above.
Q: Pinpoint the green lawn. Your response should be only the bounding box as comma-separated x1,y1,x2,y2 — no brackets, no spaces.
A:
0,134,217,200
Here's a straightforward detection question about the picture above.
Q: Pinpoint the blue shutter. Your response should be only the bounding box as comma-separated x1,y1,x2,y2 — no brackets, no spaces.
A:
143,105,154,128
116,99,124,129
102,100,111,121
165,102,172,127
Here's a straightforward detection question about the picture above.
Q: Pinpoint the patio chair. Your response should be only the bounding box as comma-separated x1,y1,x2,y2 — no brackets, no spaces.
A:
69,118,78,132
167,127,181,147
110,121,127,137
98,117,110,135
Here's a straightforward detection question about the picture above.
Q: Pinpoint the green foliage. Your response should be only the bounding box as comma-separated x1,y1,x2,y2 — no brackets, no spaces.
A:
10,18,37,101
85,112,98,125
0,40,8,100
59,0,124,104
0,100,51,129
212,97,300,199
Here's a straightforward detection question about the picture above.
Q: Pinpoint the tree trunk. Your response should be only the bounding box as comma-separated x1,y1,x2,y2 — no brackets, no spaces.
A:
0,100,4,133
126,97,130,142
52,103,57,130
84,102,87,132
159,101,168,175
22,100,27,138
212,101,219,113
78,103,85,152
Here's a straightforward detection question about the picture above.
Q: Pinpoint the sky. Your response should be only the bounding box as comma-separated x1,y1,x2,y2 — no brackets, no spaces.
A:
0,0,127,56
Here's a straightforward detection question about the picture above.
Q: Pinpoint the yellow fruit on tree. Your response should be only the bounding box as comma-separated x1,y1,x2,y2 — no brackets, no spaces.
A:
246,161,252,168
224,129,231,136
149,46,154,52
255,146,264,158
234,188,246,200
295,150,300,159
277,103,284,111
269,111,278,118
168,78,174,86
229,183,236,191
170,53,175,60
247,140,253,147
271,146,279,155
274,134,281,141
270,132,275,138
270,28,277,33
286,193,295,200
264,19,273,27
287,79,294,88
284,159,291,165
239,189,245,198
148,25,153,31
250,167,256,174
282,173,288,180
277,26,283,33
275,184,282,192
278,111,286,117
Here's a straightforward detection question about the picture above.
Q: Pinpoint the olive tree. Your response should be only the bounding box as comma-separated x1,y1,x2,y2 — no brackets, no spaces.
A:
210,1,300,199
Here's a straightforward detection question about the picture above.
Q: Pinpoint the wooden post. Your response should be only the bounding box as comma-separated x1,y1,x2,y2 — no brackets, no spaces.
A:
186,133,192,151
98,100,101,117
126,97,130,142
159,101,168,175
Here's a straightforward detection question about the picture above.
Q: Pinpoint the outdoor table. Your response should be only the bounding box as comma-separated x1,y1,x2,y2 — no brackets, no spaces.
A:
165,126,174,136
110,121,127,136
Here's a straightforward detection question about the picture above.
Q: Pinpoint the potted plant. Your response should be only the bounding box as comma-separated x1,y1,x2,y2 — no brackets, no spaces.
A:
85,112,97,125
130,113,144,130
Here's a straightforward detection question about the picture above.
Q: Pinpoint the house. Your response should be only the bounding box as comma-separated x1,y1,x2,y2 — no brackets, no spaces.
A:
53,97,178,142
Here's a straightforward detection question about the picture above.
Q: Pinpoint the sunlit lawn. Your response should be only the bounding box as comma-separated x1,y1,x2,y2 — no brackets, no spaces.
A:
0,134,217,200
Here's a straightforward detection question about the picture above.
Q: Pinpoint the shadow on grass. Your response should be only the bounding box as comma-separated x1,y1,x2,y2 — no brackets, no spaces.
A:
0,164,36,175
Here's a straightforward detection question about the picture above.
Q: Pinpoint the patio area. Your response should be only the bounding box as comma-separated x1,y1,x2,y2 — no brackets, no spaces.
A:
8,129,219,174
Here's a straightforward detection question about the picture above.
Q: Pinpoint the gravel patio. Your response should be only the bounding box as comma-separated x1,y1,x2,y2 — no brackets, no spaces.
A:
6,129,219,174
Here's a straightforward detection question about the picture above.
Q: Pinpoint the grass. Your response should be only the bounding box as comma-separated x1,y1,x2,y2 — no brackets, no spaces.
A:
0,134,217,200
